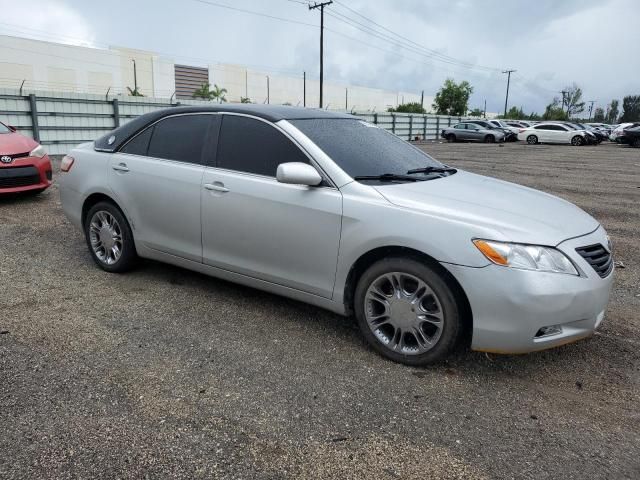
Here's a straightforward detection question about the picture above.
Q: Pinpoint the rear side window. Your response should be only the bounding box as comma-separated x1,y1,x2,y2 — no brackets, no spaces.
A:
535,125,551,130
454,124,466,129
120,127,153,156
216,115,309,177
147,115,211,164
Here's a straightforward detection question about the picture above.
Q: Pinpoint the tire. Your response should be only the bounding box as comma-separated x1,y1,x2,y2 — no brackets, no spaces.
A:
446,134,456,143
571,135,585,146
84,201,137,273
484,134,495,143
526,135,538,145
632,138,640,148
354,257,462,366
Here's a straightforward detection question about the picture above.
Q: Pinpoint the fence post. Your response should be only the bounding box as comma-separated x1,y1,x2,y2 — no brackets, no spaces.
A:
373,113,378,125
408,115,413,140
436,116,440,140
447,116,451,127
28,94,40,142
423,115,427,140
391,113,396,134
112,98,120,128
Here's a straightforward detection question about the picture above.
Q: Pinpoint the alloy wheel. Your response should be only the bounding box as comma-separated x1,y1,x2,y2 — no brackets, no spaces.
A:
89,210,123,265
364,272,444,355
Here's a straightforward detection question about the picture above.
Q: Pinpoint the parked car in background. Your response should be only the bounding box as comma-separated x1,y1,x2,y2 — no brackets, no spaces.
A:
567,123,603,144
610,123,640,143
59,105,613,366
441,121,506,143
489,120,521,136
467,120,517,142
625,125,640,147
505,121,530,129
517,122,590,146
0,121,52,195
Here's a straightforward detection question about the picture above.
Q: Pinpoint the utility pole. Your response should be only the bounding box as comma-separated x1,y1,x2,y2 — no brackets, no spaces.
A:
502,69,516,117
587,100,595,121
309,1,333,109
266,76,270,104
131,59,138,93
483,99,487,119
303,71,306,107
560,90,568,114
345,87,348,111
245,70,248,99
420,90,424,109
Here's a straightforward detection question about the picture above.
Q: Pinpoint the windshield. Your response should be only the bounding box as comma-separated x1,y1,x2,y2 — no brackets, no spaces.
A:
290,118,444,179
0,122,10,134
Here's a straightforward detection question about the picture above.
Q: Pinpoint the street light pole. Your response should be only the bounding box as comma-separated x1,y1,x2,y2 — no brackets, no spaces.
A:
131,59,138,93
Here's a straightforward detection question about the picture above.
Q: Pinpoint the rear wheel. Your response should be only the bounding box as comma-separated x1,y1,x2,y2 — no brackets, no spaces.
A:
571,135,585,146
484,134,495,143
526,135,538,145
84,201,137,273
354,257,462,366
632,138,640,148
446,134,456,143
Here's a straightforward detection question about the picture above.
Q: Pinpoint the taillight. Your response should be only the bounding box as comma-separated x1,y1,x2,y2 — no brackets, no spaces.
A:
60,155,74,172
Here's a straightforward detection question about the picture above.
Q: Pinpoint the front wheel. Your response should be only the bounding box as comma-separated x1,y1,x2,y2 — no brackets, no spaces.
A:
526,135,538,145
446,134,456,143
354,257,462,366
632,138,640,148
571,135,585,146
84,201,137,273
484,134,495,143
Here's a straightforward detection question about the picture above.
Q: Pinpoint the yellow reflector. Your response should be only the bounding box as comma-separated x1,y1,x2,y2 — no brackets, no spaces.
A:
473,240,509,266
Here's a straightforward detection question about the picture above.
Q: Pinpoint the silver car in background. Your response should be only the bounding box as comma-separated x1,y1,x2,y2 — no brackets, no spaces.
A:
441,121,506,143
59,105,613,366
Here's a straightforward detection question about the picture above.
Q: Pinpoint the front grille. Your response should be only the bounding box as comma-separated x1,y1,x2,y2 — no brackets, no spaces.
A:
0,152,30,163
0,166,41,189
575,244,613,278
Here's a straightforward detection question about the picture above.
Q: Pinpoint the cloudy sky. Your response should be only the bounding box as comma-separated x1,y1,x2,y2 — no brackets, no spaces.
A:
1,0,638,113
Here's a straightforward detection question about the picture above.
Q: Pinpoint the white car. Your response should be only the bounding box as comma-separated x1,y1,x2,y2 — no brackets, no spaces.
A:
517,122,590,146
610,123,635,142
489,120,520,134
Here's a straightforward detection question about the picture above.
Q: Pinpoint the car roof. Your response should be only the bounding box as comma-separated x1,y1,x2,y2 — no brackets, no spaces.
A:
95,105,355,152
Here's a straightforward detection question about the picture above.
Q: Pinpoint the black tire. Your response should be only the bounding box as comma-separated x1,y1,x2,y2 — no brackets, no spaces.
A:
632,138,640,148
571,135,584,146
84,201,137,273
484,134,495,143
446,134,456,143
526,135,538,145
354,257,462,366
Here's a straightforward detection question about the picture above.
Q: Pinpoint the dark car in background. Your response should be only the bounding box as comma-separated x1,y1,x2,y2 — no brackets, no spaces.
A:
440,121,506,143
624,125,640,147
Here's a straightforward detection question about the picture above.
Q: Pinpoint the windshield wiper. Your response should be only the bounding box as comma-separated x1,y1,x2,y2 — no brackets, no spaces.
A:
406,166,457,175
353,173,425,182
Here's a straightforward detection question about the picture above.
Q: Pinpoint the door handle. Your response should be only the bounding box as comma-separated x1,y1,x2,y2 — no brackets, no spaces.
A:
112,163,129,172
203,183,229,193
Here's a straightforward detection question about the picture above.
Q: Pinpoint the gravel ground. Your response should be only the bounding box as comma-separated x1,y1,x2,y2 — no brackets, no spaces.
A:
1,141,639,479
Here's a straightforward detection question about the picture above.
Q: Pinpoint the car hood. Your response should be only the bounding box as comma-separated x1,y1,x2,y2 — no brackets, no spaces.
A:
373,170,599,245
0,132,38,156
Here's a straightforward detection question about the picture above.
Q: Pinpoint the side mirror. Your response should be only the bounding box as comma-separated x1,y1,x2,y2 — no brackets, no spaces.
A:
276,162,323,186
8,125,16,132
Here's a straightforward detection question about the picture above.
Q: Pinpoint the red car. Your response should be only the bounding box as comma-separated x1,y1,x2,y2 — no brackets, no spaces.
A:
0,121,52,195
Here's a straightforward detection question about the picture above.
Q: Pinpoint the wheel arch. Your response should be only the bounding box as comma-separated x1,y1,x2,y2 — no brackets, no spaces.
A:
342,245,473,347
81,192,126,227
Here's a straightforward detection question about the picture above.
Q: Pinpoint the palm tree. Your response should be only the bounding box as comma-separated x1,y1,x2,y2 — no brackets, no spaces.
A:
240,97,252,104
127,86,143,97
211,84,227,103
192,83,214,100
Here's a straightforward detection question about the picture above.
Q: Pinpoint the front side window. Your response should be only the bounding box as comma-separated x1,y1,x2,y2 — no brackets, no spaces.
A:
146,115,212,164
290,118,443,178
121,127,154,156
0,122,10,134
217,115,309,177
535,125,551,130
454,123,466,129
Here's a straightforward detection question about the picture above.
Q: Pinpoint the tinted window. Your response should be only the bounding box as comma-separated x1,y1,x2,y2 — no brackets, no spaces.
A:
147,114,211,164
217,115,309,176
291,118,443,178
120,126,153,155
454,123,466,129
535,125,552,130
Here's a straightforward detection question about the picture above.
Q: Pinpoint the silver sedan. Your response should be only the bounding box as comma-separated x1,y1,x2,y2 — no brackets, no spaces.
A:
59,105,613,366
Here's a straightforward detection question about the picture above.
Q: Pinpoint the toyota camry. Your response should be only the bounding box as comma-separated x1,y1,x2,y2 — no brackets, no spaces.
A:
59,106,613,365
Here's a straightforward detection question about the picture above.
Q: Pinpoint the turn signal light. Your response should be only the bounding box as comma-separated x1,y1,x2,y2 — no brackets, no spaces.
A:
60,155,74,172
472,239,509,265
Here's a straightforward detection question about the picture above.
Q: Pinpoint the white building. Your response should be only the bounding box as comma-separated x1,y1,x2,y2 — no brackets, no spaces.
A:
0,34,432,112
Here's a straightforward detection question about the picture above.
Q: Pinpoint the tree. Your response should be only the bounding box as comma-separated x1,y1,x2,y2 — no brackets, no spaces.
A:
605,99,619,124
593,107,605,122
240,96,252,104
192,83,227,103
619,95,640,122
127,86,143,97
500,106,525,119
432,78,473,116
542,98,569,121
388,102,426,114
562,83,585,118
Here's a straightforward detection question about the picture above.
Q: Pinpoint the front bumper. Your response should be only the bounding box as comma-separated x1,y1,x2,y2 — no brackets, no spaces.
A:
0,155,52,193
444,226,614,354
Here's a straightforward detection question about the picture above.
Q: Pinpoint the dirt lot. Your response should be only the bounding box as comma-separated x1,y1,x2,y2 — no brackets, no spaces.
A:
1,141,639,479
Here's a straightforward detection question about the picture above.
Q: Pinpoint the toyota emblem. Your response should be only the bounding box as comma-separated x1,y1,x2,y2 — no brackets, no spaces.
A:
0,155,12,164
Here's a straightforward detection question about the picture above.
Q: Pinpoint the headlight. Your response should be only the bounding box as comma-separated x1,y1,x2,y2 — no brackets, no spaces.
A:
29,144,46,158
473,239,579,275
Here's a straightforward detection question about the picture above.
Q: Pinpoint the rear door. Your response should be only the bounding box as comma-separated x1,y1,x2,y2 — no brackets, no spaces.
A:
201,114,342,298
533,125,553,143
108,114,216,262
